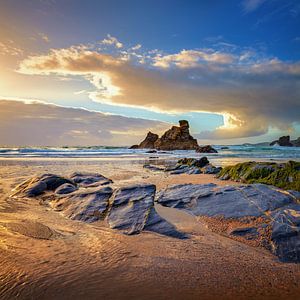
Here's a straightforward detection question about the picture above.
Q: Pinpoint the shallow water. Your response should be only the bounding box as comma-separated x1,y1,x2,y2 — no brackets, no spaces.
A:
0,145,299,166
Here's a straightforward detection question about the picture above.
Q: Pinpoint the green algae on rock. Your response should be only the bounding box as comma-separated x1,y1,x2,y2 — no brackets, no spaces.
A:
217,161,300,191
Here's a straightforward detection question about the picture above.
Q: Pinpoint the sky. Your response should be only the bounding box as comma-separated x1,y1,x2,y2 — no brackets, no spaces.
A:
0,0,299,146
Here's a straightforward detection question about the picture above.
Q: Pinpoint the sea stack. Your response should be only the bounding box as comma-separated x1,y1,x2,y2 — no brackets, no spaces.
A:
131,120,199,150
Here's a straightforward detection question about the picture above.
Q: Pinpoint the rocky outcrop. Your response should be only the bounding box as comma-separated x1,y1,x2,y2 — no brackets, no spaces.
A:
157,183,300,262
196,145,218,153
217,161,300,191
144,157,222,175
12,174,186,239
270,135,300,147
131,132,159,149
131,120,199,150
270,136,293,147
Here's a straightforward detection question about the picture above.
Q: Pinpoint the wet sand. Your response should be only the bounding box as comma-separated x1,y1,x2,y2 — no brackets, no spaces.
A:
0,158,299,300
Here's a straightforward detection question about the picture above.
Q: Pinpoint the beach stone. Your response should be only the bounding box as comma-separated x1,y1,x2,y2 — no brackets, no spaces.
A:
106,184,185,238
271,204,300,262
51,186,113,222
55,183,77,195
157,183,295,218
70,172,113,187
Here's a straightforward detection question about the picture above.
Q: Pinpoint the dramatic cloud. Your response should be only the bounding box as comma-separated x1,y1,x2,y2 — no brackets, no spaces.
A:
0,100,169,146
18,42,300,139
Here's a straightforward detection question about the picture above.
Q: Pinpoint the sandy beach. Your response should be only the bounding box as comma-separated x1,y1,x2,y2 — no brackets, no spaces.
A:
0,158,299,300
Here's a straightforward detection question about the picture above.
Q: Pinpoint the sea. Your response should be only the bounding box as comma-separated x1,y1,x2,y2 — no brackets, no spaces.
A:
0,145,299,167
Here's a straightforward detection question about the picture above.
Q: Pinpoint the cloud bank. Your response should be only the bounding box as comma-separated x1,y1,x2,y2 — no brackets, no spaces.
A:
18,40,300,139
0,100,169,146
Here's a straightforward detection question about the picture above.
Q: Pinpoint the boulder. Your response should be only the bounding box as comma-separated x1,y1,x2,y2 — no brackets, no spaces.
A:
106,184,186,238
217,161,300,191
70,172,113,187
270,135,293,147
196,145,218,153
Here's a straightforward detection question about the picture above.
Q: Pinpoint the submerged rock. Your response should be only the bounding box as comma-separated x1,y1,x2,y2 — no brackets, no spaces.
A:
217,161,300,191
70,172,113,187
196,145,218,153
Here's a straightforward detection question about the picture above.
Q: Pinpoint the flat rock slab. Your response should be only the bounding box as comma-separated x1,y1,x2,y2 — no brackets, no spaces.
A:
107,184,186,238
51,186,113,222
70,172,113,187
157,184,295,218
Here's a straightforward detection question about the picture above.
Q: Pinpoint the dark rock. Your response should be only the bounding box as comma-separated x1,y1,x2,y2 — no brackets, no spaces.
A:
270,135,293,147
201,164,222,174
129,144,139,149
39,174,73,190
221,146,229,150
146,150,157,153
106,184,185,238
51,186,113,222
70,172,113,187
136,132,159,149
291,137,300,147
177,157,209,168
55,183,77,195
13,174,73,197
196,145,218,153
157,183,295,218
271,204,300,262
24,181,47,197
154,120,199,150
217,161,300,191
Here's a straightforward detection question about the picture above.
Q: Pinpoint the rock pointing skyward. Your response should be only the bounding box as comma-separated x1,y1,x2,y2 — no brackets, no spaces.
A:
131,120,199,150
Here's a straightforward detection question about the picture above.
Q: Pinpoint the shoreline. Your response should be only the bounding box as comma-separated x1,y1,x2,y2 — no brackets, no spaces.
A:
0,158,299,299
